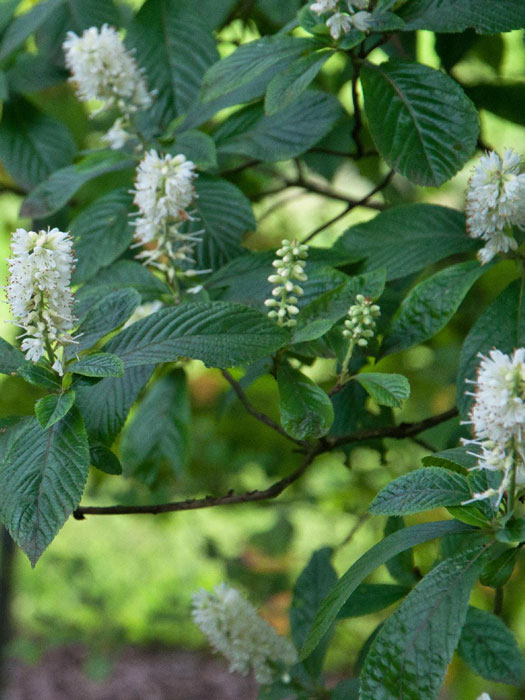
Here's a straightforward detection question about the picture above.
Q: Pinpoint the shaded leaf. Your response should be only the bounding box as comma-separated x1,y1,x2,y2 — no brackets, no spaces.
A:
355,373,410,408
89,442,122,475
337,583,410,618
265,50,334,115
0,338,24,376
74,288,141,353
277,364,334,440
35,391,75,430
398,0,525,33
68,353,124,378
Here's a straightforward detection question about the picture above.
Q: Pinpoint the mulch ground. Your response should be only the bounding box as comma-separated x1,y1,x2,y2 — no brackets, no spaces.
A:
5,645,259,700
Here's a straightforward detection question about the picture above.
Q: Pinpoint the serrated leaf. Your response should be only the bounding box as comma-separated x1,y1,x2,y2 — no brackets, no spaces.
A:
0,410,90,565
169,130,217,169
71,188,134,284
398,0,525,33
480,547,519,588
74,261,169,319
74,288,141,353
126,0,218,131
121,370,190,486
201,36,319,103
355,373,410,408
68,353,124,378
382,261,485,356
300,520,474,659
458,607,524,685
89,442,122,475
104,302,290,369
361,59,479,186
360,547,485,700
337,204,478,281
331,679,360,700
20,150,135,219
337,583,410,618
277,364,334,440
74,366,154,445
189,176,254,270
370,468,471,515
457,280,525,419
421,446,475,473
0,338,24,376
35,391,75,429
291,548,338,680
216,90,343,162
16,362,61,390
265,50,334,115
0,99,75,191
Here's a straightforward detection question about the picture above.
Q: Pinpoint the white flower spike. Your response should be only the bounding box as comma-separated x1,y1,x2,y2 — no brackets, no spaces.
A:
265,239,308,328
5,228,76,375
192,583,297,685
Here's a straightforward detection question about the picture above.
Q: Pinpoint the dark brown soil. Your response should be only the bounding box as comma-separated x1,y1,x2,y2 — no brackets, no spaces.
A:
5,646,258,700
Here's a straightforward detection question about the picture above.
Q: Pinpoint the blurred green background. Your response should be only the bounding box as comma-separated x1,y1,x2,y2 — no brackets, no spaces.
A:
0,2,524,698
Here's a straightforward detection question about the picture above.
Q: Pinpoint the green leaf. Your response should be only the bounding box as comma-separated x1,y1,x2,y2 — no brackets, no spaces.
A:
191,176,255,270
457,280,525,418
126,0,218,130
277,364,334,440
330,679,360,700
71,188,134,284
337,583,410,618
360,547,486,700
300,519,474,659
495,517,525,544
20,150,135,219
464,83,525,128
265,50,334,115
35,391,75,430
121,370,191,486
458,607,524,685
384,516,419,586
74,366,154,445
89,443,122,475
0,410,90,566
382,261,485,356
74,289,141,353
337,204,478,281
355,373,410,408
74,261,169,319
104,302,290,369
369,468,472,515
361,59,479,186
0,338,24,376
216,90,343,162
168,130,217,170
398,0,525,33
480,547,519,588
201,36,319,103
421,446,475,473
291,548,338,679
0,0,63,61
16,362,61,390
0,99,75,191
292,268,386,344
68,353,124,378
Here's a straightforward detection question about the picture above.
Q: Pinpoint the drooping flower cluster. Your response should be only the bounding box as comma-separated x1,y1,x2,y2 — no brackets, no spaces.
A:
463,348,525,504
465,149,525,264
132,150,201,282
192,583,297,685
63,24,151,149
343,294,380,347
310,0,373,39
5,228,76,375
265,239,308,327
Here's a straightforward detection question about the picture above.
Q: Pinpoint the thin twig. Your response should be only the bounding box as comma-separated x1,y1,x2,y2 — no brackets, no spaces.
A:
221,369,304,446
74,450,319,518
303,169,394,243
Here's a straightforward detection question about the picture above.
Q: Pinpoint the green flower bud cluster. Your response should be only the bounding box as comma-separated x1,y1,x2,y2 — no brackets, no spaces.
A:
265,239,308,327
343,294,380,347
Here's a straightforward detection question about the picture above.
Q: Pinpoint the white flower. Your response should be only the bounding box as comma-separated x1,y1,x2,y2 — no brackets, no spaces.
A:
342,294,380,347
265,239,308,328
63,24,151,115
310,0,338,15
102,117,131,150
5,228,76,374
463,348,525,504
326,12,354,38
477,695,492,700
351,10,374,31
132,150,200,279
466,149,525,264
192,584,297,685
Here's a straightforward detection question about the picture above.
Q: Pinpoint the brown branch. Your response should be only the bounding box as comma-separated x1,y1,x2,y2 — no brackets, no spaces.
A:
328,407,458,449
74,449,318,518
220,369,304,445
303,169,394,243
